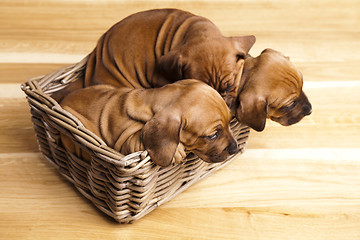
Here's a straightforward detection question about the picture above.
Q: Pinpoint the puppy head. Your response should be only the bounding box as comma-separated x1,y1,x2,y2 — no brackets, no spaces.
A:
157,35,256,110
141,80,238,167
178,81,238,164
236,48,312,132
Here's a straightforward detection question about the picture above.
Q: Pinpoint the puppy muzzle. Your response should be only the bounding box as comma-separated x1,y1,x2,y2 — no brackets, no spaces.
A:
302,102,312,116
226,142,239,155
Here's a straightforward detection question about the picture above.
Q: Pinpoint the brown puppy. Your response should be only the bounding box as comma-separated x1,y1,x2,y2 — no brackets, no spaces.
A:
60,80,238,167
236,48,312,131
53,8,255,110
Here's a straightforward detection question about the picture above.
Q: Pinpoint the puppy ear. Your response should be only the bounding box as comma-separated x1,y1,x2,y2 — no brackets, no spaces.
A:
236,91,267,132
141,111,182,167
231,35,256,55
157,50,184,82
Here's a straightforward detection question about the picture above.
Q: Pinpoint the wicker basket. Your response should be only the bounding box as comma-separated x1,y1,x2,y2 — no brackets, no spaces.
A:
21,56,250,223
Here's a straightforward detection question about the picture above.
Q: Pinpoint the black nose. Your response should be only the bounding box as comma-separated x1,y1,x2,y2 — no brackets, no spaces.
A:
302,103,312,116
227,142,238,155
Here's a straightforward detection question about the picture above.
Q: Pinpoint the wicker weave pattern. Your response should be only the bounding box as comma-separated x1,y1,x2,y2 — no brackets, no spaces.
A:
21,57,250,223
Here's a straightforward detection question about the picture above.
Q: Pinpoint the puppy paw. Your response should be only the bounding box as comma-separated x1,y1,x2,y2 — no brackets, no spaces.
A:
172,143,186,165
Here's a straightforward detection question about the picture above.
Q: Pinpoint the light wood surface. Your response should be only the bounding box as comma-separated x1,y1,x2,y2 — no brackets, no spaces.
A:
1,0,360,239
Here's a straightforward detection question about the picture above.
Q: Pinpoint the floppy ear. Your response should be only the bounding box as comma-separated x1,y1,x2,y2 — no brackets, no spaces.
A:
141,111,182,167
231,35,256,56
236,91,267,132
157,50,184,82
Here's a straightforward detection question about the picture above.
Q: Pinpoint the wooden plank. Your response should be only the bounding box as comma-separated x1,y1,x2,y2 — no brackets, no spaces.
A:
0,98,39,153
297,61,360,82
169,148,360,208
2,0,357,34
0,0,359,63
0,150,359,240
2,207,360,240
0,63,67,83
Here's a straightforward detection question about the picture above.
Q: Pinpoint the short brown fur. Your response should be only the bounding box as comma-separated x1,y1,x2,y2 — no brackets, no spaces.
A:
52,9,255,112
60,80,238,167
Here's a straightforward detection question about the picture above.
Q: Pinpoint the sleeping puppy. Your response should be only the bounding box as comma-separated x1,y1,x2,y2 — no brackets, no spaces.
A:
53,8,256,110
236,48,312,131
60,80,238,167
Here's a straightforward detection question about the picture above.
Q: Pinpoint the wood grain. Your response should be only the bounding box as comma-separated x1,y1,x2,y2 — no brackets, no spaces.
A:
1,0,359,239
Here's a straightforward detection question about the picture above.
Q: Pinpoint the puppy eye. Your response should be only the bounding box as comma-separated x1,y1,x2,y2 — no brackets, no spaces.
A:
288,99,297,109
236,53,245,62
281,99,297,112
222,79,235,92
207,131,219,141
224,82,232,92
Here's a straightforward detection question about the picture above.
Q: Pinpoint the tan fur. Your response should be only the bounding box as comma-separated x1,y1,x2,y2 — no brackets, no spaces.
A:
60,80,238,167
52,9,255,112
236,48,312,131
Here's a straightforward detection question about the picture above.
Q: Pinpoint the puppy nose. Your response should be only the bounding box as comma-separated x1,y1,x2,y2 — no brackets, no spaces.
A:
227,142,238,155
303,103,312,116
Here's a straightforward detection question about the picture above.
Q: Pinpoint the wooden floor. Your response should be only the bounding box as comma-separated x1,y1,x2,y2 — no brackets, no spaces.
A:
1,0,360,239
